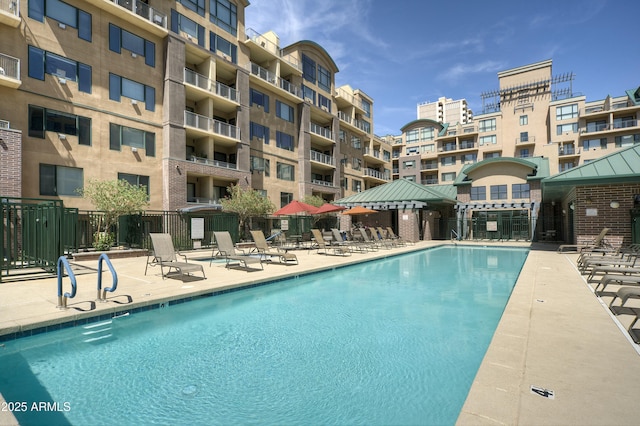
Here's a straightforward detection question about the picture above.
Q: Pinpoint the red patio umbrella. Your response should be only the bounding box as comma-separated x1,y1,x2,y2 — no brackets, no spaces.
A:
341,206,378,215
314,203,347,214
273,200,319,216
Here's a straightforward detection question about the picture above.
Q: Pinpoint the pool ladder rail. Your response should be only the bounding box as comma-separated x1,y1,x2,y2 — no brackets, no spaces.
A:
56,253,119,309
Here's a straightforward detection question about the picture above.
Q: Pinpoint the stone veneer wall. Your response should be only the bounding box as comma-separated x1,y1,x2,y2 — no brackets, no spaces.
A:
0,128,22,197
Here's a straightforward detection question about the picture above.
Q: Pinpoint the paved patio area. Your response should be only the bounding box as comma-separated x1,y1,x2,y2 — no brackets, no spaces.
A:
1,241,639,425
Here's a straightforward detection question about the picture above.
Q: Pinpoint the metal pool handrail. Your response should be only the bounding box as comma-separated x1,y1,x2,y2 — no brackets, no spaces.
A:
97,253,118,301
57,256,77,309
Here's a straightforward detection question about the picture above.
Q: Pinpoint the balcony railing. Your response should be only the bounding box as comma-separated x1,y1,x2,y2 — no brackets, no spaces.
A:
421,163,438,170
183,68,239,103
187,197,221,205
516,136,536,143
459,141,476,150
363,147,380,158
310,150,334,166
312,179,334,187
109,0,167,28
249,62,276,84
582,123,610,133
310,122,333,140
364,168,389,180
558,147,580,156
188,155,237,170
0,0,19,18
0,52,19,80
421,179,439,185
245,28,279,57
613,119,638,129
337,111,352,125
184,111,240,140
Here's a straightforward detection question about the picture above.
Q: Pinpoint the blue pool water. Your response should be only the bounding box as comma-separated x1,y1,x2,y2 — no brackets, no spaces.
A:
0,245,528,425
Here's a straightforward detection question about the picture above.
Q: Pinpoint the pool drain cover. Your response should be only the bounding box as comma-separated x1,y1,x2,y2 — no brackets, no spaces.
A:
182,385,198,396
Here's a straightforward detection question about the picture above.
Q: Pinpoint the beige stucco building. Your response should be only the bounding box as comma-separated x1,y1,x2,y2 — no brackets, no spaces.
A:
0,0,391,213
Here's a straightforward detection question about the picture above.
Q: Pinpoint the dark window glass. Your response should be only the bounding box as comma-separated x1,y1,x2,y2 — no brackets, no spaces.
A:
29,105,45,138
28,46,45,80
47,0,77,27
78,63,92,93
78,116,91,146
122,30,145,56
110,123,121,150
109,24,121,53
145,86,155,112
28,0,45,21
45,52,77,81
109,74,121,101
302,54,316,83
46,110,77,135
144,40,155,67
145,132,155,157
39,164,56,195
78,9,92,42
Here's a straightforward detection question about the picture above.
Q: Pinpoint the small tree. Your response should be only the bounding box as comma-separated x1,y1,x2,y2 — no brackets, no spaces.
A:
81,179,149,250
302,194,325,208
220,184,275,239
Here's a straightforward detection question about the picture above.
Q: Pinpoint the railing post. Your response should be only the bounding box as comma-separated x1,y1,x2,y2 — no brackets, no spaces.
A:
97,253,118,302
57,256,77,309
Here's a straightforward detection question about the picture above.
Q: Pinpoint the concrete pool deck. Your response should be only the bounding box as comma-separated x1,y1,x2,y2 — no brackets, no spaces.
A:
1,241,639,425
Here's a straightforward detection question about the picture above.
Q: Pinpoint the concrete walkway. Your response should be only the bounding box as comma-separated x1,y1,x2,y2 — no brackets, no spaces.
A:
1,241,639,425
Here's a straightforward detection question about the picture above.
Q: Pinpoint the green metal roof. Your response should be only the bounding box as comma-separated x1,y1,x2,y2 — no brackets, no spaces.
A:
626,87,640,105
454,156,550,185
335,178,457,207
542,144,640,199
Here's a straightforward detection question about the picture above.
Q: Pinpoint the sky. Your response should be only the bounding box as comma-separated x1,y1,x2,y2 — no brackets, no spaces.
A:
244,0,639,136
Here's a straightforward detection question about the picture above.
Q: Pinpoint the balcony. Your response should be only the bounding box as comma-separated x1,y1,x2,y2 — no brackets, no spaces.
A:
516,136,536,144
188,155,237,170
184,69,239,109
421,179,439,185
363,168,390,182
310,150,335,167
309,122,334,146
558,147,581,157
0,52,20,89
187,196,222,206
97,0,168,37
420,162,438,170
184,111,240,144
248,62,302,101
311,179,334,187
0,0,20,27
334,87,366,113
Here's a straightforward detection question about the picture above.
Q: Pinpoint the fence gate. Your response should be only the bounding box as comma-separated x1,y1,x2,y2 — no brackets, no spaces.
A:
1,197,76,282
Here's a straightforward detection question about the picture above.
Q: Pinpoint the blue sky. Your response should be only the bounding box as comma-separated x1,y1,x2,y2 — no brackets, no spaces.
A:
245,0,638,136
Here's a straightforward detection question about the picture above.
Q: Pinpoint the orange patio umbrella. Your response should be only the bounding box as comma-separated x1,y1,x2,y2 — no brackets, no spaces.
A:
341,206,378,215
273,200,319,216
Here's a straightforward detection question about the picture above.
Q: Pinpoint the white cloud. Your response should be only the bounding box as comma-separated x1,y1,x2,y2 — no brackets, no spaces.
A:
438,60,505,83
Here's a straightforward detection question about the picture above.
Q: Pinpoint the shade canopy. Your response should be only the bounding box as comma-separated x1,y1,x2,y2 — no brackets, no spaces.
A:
273,200,318,216
314,203,346,214
341,206,378,215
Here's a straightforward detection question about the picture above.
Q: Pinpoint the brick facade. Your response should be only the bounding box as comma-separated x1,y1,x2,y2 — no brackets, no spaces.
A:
0,128,22,197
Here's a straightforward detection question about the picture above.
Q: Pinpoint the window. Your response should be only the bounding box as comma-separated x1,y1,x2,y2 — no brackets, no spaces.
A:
40,163,83,196
556,104,578,120
210,32,237,63
512,184,530,199
615,134,640,147
302,54,316,83
351,136,361,149
484,152,501,159
276,131,294,151
118,173,150,196
479,118,496,132
406,129,419,144
361,100,371,118
479,135,496,145
171,10,205,47
440,156,456,166
470,186,486,201
302,85,315,104
28,46,92,93
28,0,92,42
352,158,362,171
109,123,155,156
490,185,507,200
280,192,293,207
318,65,331,92
556,122,578,135
441,172,456,182
178,0,205,16
250,156,270,176
109,73,155,111
250,122,269,142
29,105,91,145
402,160,415,169
276,101,294,122
404,175,416,182
582,138,607,150
210,0,237,36
519,148,530,158
519,132,529,142
420,127,435,141
520,115,528,125
586,120,607,133
461,153,477,163
613,116,635,129
276,163,295,181
318,94,331,112
250,88,269,111
352,180,361,192
109,24,155,67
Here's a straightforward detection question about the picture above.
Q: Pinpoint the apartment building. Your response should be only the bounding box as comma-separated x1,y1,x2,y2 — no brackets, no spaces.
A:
393,59,640,186
0,0,390,213
417,96,472,125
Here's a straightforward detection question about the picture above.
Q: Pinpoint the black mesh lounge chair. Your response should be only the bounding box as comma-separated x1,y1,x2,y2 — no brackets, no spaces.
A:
145,233,205,280
213,231,263,270
250,230,298,265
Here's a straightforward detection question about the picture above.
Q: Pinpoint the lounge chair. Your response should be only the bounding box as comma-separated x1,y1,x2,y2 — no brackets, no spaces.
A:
557,228,611,253
356,228,380,251
311,229,350,256
331,228,365,253
593,273,640,293
145,233,205,280
213,231,263,270
370,227,393,249
250,230,298,265
609,286,640,308
580,253,639,274
386,227,409,246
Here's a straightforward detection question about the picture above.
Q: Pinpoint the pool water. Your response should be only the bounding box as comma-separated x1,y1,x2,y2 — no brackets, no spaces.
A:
0,245,528,425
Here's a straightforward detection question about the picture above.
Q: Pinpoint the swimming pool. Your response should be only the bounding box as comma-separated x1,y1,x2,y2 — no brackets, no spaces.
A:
0,245,528,425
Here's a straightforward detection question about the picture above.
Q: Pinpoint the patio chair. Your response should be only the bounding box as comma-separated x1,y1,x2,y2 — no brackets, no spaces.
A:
386,227,409,246
311,229,350,256
593,273,640,293
145,233,205,280
213,231,263,270
376,227,398,248
579,252,639,274
356,228,380,251
369,227,393,249
330,228,365,253
557,228,611,253
250,230,298,265
609,285,640,308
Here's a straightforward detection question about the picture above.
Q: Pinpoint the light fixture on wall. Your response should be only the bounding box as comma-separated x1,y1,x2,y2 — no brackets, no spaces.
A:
569,202,575,210
58,133,66,140
131,146,138,153
586,196,593,204
610,201,620,209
